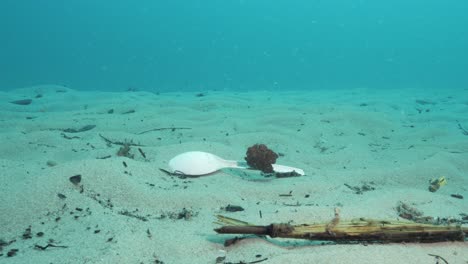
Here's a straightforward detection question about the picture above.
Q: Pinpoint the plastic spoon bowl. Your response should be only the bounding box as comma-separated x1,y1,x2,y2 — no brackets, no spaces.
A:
168,151,305,176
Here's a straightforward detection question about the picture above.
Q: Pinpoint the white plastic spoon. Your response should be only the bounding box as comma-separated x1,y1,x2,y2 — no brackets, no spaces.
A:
168,151,305,176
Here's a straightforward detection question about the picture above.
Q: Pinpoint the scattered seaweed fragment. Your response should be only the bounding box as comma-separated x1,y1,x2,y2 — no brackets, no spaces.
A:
60,133,80,140
396,201,466,225
0,239,7,252
69,174,82,185
224,257,269,264
46,160,57,167
279,191,293,197
34,243,68,250
415,99,436,105
344,182,376,194
10,99,32,105
224,236,246,247
117,143,134,159
122,109,135,114
118,209,149,221
168,208,198,220
156,208,199,220
216,255,226,264
159,168,195,179
22,226,33,240
86,191,113,209
62,125,96,133
99,134,144,146
274,171,302,178
152,255,165,264
137,127,192,135
96,155,112,160
0,239,15,254
396,201,424,221
223,205,244,212
6,249,18,257
456,120,468,136
138,147,147,159
450,194,464,199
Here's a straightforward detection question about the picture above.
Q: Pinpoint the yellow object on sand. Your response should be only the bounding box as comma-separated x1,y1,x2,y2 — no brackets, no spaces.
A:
429,176,447,192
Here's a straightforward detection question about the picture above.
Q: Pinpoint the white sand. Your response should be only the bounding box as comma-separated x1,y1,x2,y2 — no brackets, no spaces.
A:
0,85,467,263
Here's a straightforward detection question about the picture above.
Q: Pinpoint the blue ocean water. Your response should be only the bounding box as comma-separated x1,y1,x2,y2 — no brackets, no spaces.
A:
1,0,467,92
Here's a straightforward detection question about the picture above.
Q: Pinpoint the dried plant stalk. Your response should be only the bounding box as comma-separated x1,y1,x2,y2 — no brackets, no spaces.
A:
215,214,467,243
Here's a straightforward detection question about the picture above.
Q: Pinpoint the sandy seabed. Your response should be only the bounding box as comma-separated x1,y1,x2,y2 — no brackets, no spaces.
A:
0,85,467,263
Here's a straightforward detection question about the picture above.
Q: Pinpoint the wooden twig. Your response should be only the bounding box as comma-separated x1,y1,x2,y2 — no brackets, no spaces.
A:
428,254,449,264
279,191,293,197
99,134,144,146
225,258,269,264
159,168,200,179
215,214,468,243
214,215,252,227
456,121,468,135
249,258,269,264
137,127,191,135
138,148,147,158
34,243,68,250
62,125,96,133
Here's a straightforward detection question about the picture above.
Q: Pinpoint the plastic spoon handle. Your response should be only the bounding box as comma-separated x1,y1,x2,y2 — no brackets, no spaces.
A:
272,164,305,175
221,159,246,169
